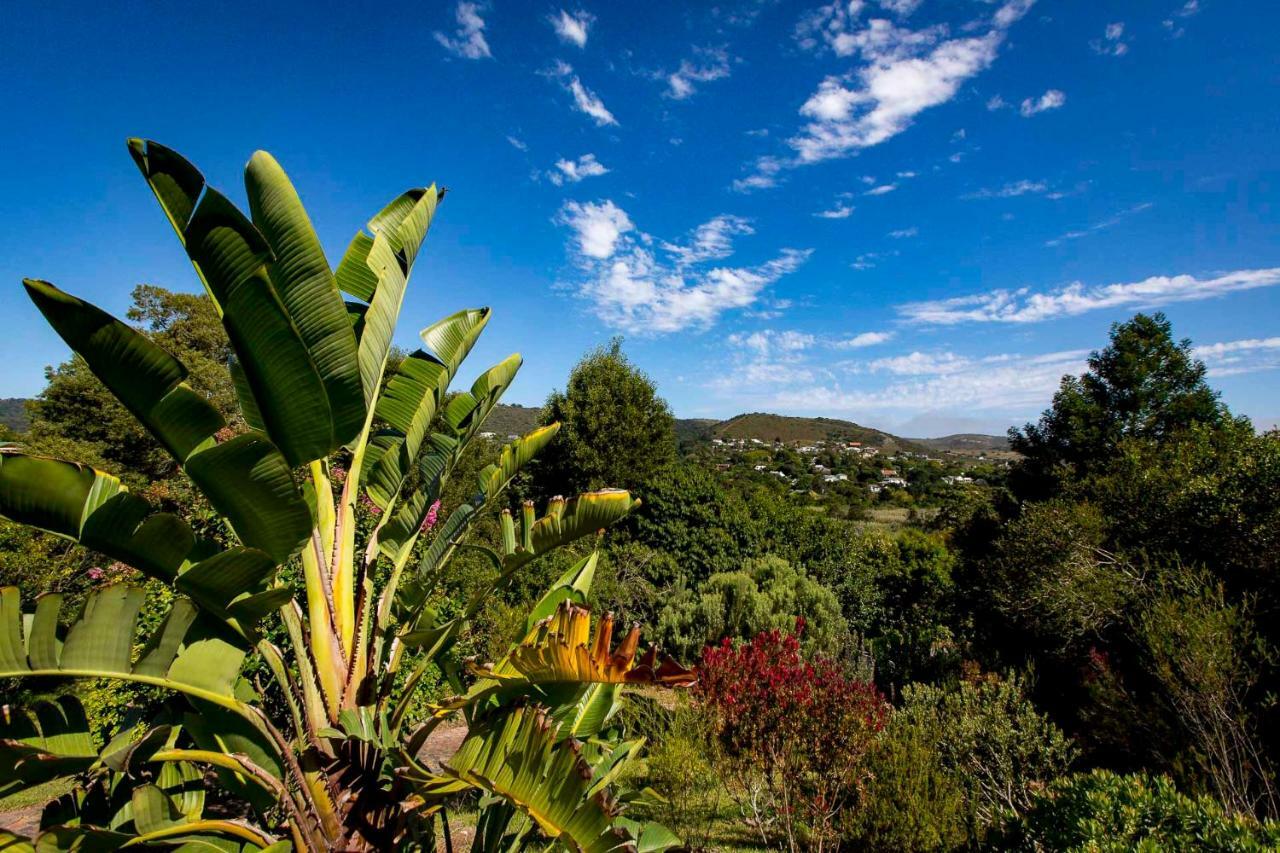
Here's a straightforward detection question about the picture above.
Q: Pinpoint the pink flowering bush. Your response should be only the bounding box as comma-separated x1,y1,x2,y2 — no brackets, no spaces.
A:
696,621,888,852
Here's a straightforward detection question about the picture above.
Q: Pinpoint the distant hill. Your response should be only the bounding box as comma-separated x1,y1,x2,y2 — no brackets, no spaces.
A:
484,404,542,437
674,418,718,444
0,398,28,433
910,433,1011,453
712,412,926,452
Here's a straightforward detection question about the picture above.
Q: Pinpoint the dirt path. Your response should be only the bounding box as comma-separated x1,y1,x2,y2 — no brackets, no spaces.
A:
0,803,41,836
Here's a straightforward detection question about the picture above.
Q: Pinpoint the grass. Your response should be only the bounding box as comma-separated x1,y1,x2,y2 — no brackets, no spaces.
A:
0,776,73,814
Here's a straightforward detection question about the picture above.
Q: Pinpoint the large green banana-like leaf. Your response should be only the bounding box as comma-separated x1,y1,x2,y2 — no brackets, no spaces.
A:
0,586,248,712
24,279,224,462
444,706,634,853
365,308,493,512
17,284,311,563
184,434,312,565
128,138,335,466
0,697,97,797
341,186,441,408
470,601,695,689
0,450,195,580
175,547,288,635
245,151,366,446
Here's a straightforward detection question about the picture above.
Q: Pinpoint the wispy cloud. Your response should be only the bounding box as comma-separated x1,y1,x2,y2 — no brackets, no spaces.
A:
898,267,1280,325
661,215,755,266
740,0,1035,189
665,47,732,100
964,179,1049,199
865,184,897,196
434,2,492,60
548,153,609,185
1195,337,1280,377
1090,22,1130,56
548,61,618,126
1045,202,1151,246
889,226,919,238
558,202,811,334
506,135,528,151
1163,1,1200,38
549,9,593,48
1020,89,1066,117
814,203,855,219
838,331,894,348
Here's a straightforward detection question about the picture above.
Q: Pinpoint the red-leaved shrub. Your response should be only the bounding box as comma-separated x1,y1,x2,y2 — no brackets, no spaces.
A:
696,620,888,852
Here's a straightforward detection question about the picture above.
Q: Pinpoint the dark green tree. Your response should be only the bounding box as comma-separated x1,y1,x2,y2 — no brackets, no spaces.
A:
532,338,676,498
1010,313,1231,499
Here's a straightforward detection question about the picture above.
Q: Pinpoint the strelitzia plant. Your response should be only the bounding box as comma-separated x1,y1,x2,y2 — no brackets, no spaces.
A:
0,140,692,851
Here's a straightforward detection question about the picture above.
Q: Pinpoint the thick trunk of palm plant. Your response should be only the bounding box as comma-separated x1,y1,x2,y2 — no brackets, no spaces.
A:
0,140,692,853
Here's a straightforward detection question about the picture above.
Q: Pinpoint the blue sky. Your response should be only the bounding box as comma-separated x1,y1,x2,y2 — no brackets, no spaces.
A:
1,0,1277,436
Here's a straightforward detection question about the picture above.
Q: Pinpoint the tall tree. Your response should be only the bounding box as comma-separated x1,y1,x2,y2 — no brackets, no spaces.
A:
1010,313,1230,498
532,337,677,498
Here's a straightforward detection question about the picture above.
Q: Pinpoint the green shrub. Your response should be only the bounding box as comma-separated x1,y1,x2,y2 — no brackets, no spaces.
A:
655,555,847,660
850,671,1076,849
993,769,1280,851
849,708,970,851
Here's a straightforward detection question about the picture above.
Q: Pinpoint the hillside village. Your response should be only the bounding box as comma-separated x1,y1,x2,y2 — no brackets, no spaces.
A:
689,432,1008,514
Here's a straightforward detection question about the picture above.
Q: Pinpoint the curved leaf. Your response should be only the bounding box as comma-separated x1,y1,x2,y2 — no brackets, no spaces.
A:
0,586,248,712
245,151,366,445
351,187,441,407
0,450,195,581
128,138,335,466
444,706,634,853
24,279,224,462
184,434,311,564
0,697,96,798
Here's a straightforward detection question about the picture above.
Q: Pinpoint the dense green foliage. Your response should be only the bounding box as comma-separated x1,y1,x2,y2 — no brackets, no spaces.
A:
993,770,1280,851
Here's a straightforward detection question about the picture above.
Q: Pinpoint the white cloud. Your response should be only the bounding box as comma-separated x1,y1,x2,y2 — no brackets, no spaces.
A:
747,1,1035,188
869,351,974,375
729,329,817,354
814,203,855,219
1163,1,1200,37
434,2,492,60
559,202,811,334
1020,89,1066,117
879,0,922,17
838,331,894,348
986,94,1006,110
662,215,755,266
548,153,609,185
506,135,528,151
897,170,918,178
1194,337,1280,378
771,347,1090,417
889,226,919,238
898,267,1280,325
557,200,633,259
1090,22,1130,56
665,47,732,100
549,61,618,126
549,9,592,48
865,183,897,196
964,179,1048,199
732,156,785,192
1045,202,1151,246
